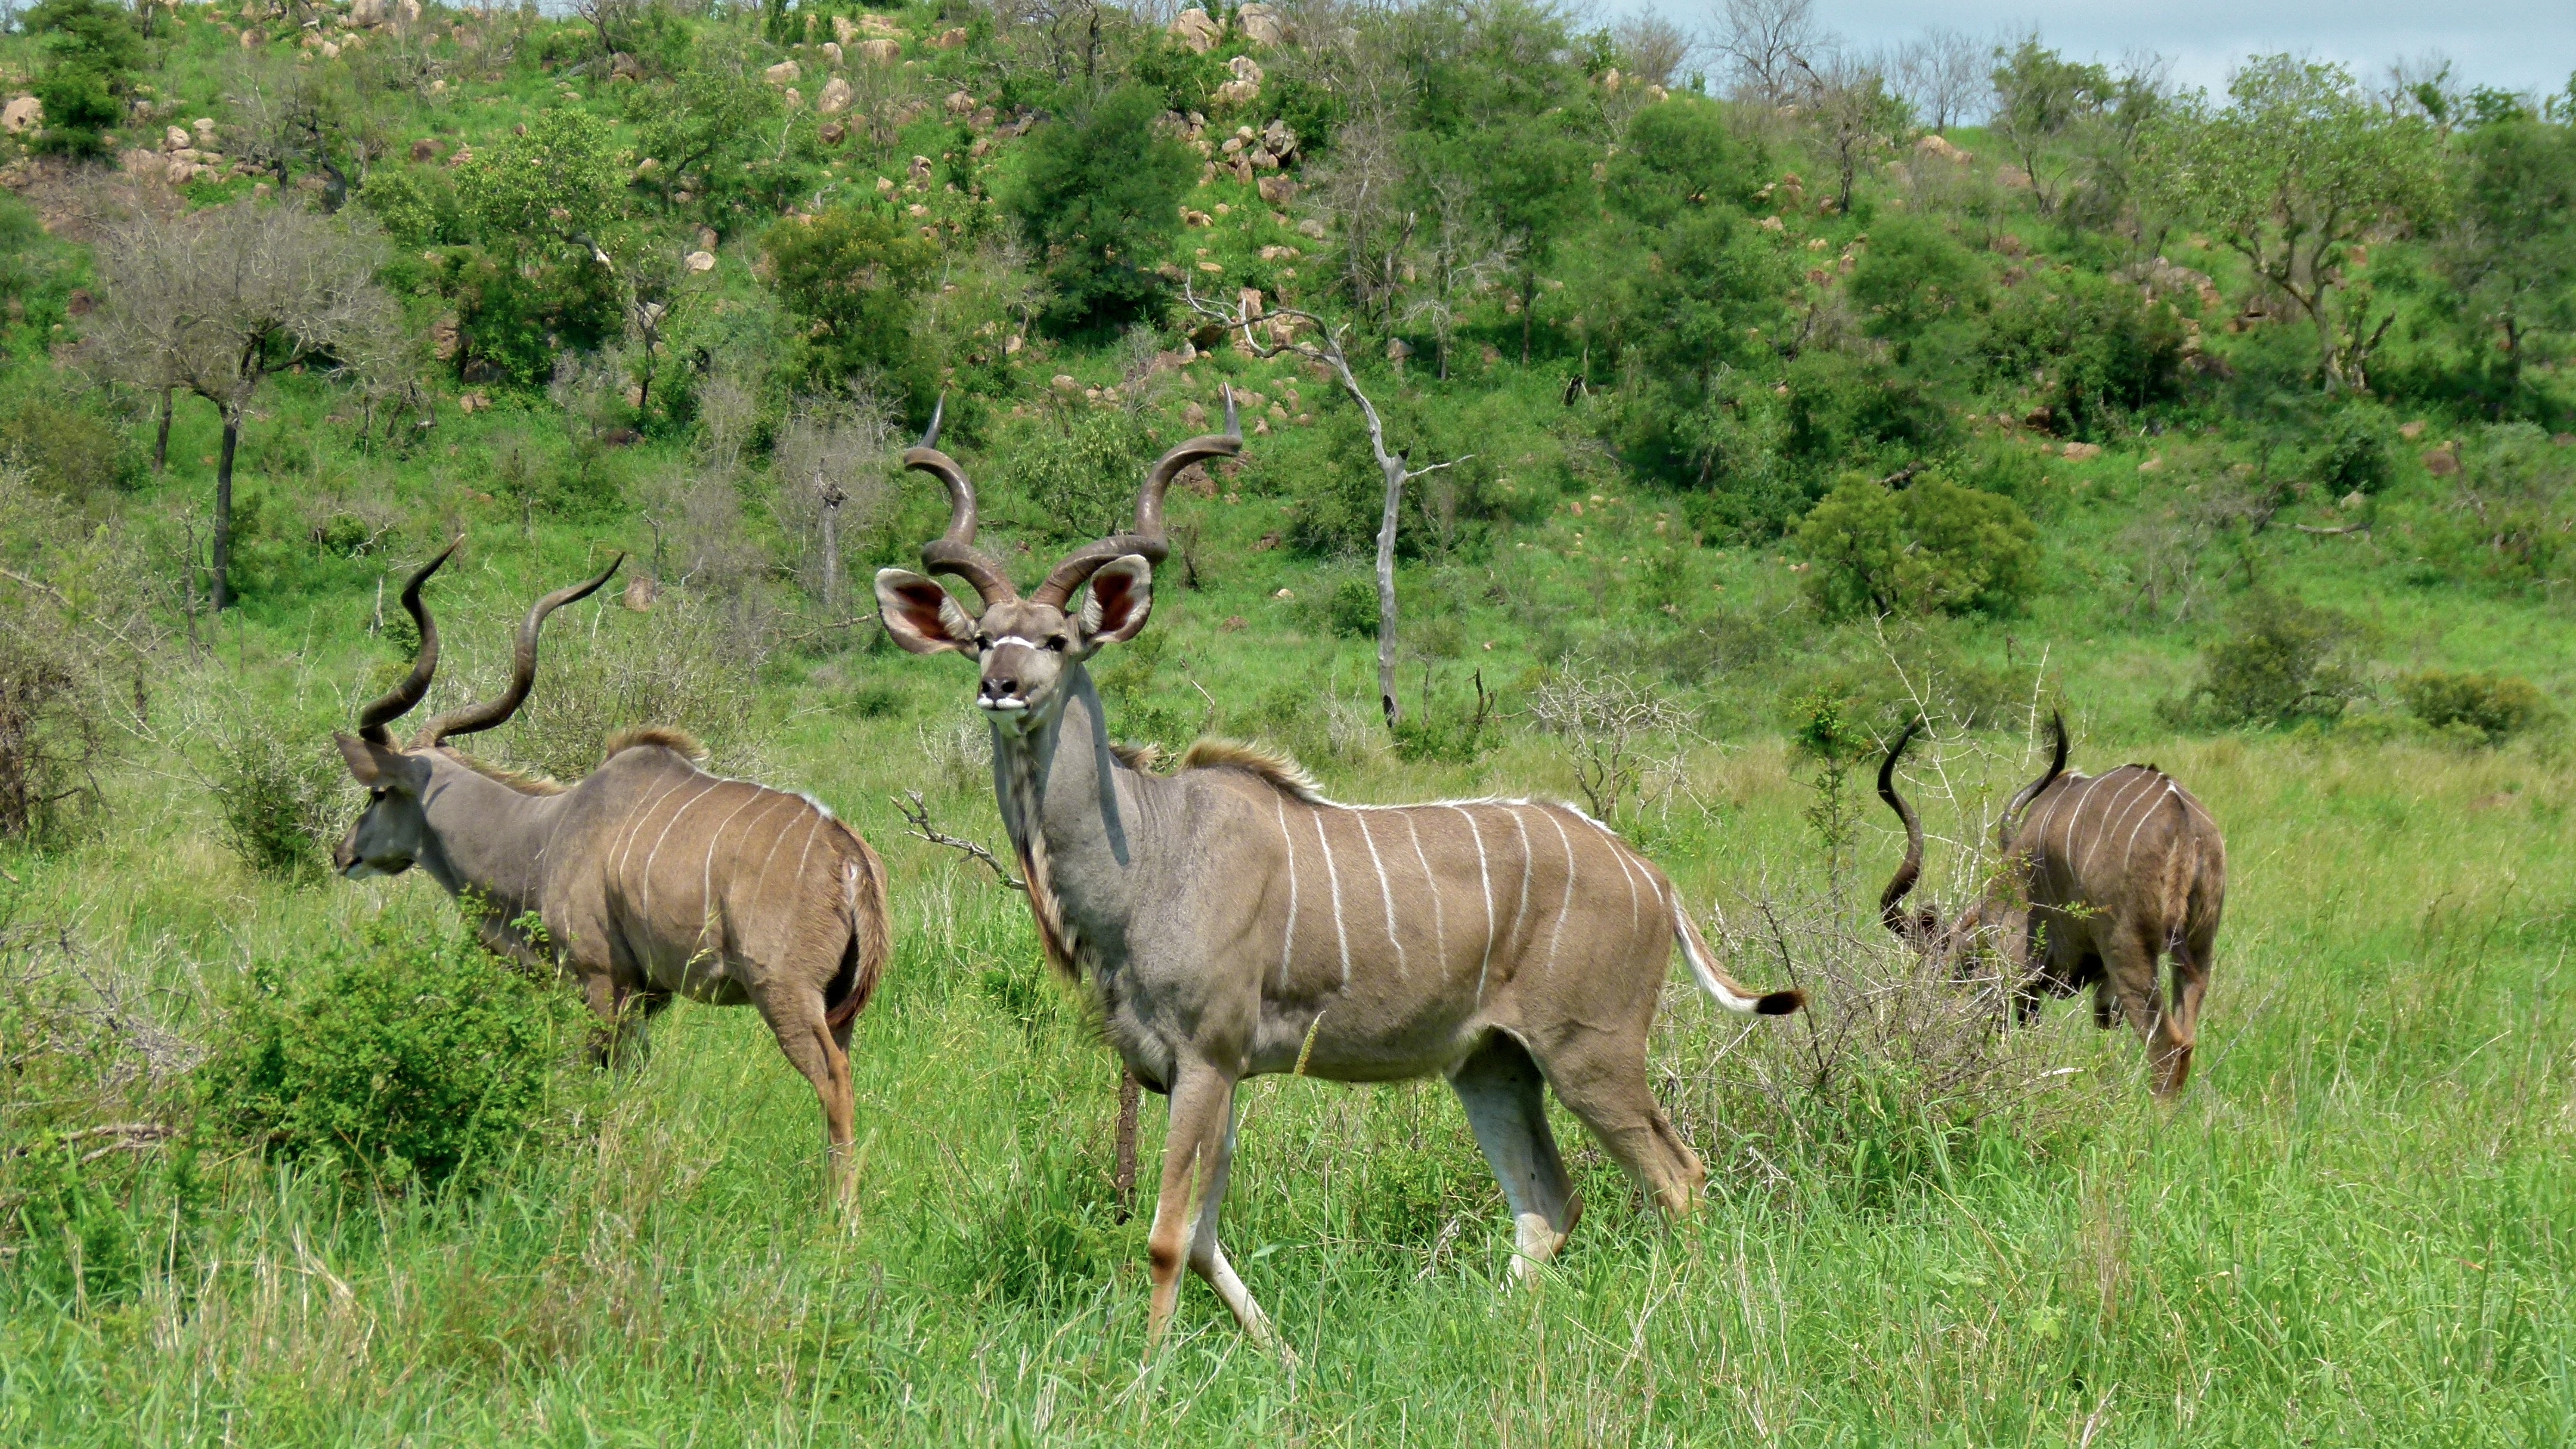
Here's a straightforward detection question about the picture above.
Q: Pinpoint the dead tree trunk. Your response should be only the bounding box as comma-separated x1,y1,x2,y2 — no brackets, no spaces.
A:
153,389,172,474
1185,286,1465,731
213,404,240,612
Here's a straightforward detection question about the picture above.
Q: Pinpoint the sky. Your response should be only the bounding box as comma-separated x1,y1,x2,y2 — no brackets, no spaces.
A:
1758,0,2575,100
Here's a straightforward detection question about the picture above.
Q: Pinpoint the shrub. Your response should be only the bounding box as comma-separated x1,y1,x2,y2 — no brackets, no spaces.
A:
199,918,585,1191
2,395,143,502
491,592,767,781
437,247,623,389
1797,474,2039,619
355,166,463,250
1326,576,1379,637
1847,218,1986,355
201,701,349,882
2397,669,2551,743
2173,590,2370,727
1005,83,1196,330
996,407,1155,544
2316,404,2398,498
763,207,939,398
1980,273,2188,437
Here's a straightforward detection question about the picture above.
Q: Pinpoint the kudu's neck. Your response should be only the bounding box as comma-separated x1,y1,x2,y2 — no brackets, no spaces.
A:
417,753,571,945
990,665,1145,973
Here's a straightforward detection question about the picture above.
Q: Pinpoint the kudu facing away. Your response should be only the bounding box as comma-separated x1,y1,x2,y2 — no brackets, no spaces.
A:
333,547,891,1197
872,400,1802,1352
1878,715,2225,1095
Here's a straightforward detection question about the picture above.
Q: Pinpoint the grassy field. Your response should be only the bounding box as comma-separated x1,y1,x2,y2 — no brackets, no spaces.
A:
4,564,2571,1442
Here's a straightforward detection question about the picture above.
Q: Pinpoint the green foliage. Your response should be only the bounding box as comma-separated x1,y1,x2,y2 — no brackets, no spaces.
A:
24,0,141,157
1605,97,1762,226
201,705,350,883
1126,36,1225,115
1006,85,1196,330
5,1137,205,1311
0,395,141,503
356,166,463,250
1796,474,2039,620
436,247,624,388
2431,119,2576,410
1980,274,2188,436
996,407,1154,543
1847,218,1985,355
2316,404,2398,497
30,65,121,159
2173,590,2371,727
199,918,585,1191
456,109,631,257
1781,350,1955,473
2397,669,2551,744
763,208,939,398
623,57,796,227
1326,576,1377,637
2407,423,2576,592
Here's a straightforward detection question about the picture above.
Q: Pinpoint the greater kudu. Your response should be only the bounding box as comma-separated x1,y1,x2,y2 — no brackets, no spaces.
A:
872,399,1801,1352
1878,715,2226,1095
334,546,892,1197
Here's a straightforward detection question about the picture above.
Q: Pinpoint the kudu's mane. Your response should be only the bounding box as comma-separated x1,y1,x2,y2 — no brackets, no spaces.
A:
1175,738,1326,803
436,748,568,796
603,726,711,766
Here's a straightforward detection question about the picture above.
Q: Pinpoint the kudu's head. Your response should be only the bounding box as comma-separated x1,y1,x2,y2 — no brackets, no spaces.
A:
874,392,1240,736
331,545,623,878
1877,712,2069,956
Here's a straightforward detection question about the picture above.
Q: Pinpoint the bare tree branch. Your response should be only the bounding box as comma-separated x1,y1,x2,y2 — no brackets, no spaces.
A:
894,790,1026,890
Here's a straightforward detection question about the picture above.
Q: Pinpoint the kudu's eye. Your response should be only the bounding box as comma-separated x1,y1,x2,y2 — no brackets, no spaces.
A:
1045,636,1066,652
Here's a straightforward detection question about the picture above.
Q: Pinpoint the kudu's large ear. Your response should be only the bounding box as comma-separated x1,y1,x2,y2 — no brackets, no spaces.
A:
335,732,430,794
1079,556,1153,645
874,568,979,655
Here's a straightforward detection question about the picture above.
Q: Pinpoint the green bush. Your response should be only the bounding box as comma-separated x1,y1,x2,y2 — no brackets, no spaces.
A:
356,166,463,250
436,247,623,388
1980,273,2188,438
2396,669,2551,743
763,206,939,398
199,918,586,1191
1327,576,1379,637
1,395,141,502
1795,474,2039,619
2317,404,2398,497
996,407,1154,543
1004,83,1196,330
2173,591,2370,727
202,706,349,883
1847,218,1986,357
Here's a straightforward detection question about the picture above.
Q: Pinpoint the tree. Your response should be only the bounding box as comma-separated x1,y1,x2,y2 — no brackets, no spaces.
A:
1795,52,1911,215
2142,57,2446,394
1711,0,1823,106
1893,29,1987,130
456,108,630,265
85,204,400,612
1005,83,1196,330
24,0,140,159
1987,38,2110,216
1475,113,1593,362
1796,473,2037,619
1846,216,1983,361
2432,119,2576,410
762,208,939,398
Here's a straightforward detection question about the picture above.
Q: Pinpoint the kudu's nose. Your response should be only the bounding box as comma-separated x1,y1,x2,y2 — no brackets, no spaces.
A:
981,674,1021,702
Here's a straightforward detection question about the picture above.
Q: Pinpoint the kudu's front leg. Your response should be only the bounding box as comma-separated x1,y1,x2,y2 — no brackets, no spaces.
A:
1144,1063,1274,1354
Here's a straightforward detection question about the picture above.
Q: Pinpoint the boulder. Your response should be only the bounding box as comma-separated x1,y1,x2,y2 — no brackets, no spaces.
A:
349,0,384,24
1212,54,1262,107
818,76,853,114
684,250,716,273
1915,132,1970,164
164,124,191,150
1236,1,1282,44
2060,442,2103,462
1255,174,1297,205
608,50,642,80
821,41,841,66
764,60,800,85
929,27,967,49
622,574,659,612
2,97,41,135
2423,447,2459,476
1169,7,1220,52
193,116,217,143
832,14,857,44
856,38,899,65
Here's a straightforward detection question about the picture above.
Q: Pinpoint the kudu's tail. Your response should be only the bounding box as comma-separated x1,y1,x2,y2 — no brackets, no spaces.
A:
823,844,892,1031
1670,893,1804,1015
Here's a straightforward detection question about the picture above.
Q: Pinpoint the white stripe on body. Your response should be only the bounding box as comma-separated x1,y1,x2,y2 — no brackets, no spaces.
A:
742,793,812,922
1401,811,1446,968
1540,807,1578,973
1580,815,1645,934
2019,772,2096,899
1273,794,1301,991
694,787,772,948
1351,810,1406,978
2122,781,2178,874
2078,772,2159,884
637,778,724,913
611,773,698,884
1444,804,1497,1002
1506,807,1535,960
1312,812,1351,988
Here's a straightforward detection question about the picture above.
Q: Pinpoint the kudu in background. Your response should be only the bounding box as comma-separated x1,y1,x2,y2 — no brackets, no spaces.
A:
1879,714,2226,1095
874,398,1801,1353
334,546,892,1198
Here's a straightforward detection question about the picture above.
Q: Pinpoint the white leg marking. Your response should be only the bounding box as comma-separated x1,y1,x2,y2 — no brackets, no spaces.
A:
1445,804,1497,1002
637,778,723,914
1274,794,1301,991
1352,810,1405,978
1540,807,1578,974
1312,810,1351,988
1402,811,1446,970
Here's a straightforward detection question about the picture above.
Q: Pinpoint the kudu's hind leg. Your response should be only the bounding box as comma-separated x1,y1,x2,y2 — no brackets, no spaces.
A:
2103,927,2191,1097
1537,1035,1707,1217
754,987,859,1202
1449,1033,1581,1281
1145,1063,1270,1352
2159,927,2215,1095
